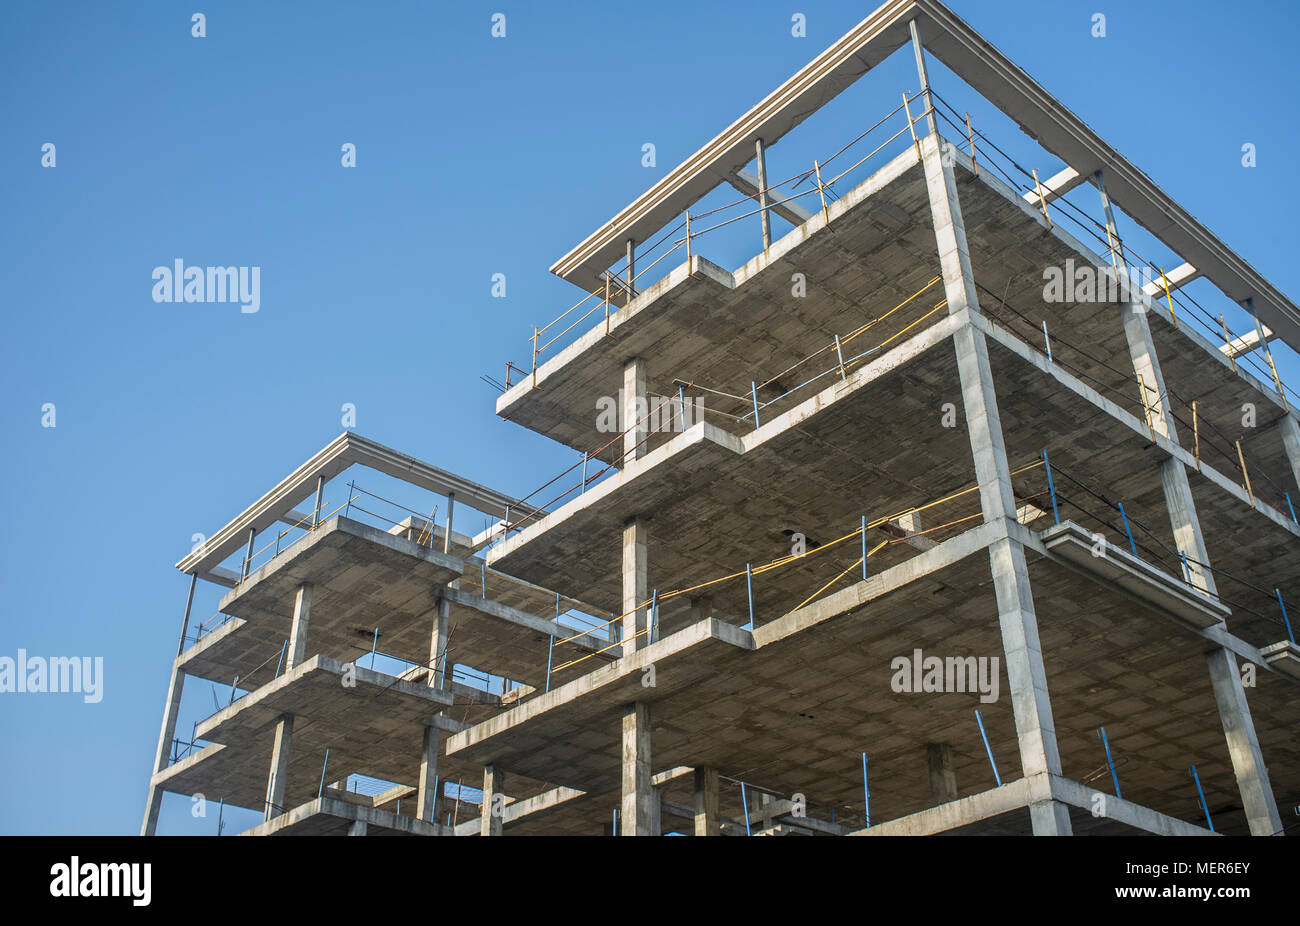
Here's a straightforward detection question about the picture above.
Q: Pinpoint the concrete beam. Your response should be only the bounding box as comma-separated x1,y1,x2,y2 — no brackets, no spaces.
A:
726,168,814,227
1019,166,1084,206
1141,261,1199,298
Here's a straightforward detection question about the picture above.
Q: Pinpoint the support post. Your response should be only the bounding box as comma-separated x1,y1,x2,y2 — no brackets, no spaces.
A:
622,516,647,658
621,702,653,835
1161,458,1218,597
926,743,958,803
625,239,635,305
311,474,325,529
264,713,294,822
922,132,1070,834
480,765,504,836
442,490,455,554
623,357,647,463
416,723,442,824
755,137,771,250
241,526,256,580
693,766,719,836
140,573,198,836
286,582,313,670
1206,647,1282,835
908,18,938,136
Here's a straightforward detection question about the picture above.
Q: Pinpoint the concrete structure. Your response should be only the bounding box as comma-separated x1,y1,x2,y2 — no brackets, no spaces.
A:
143,0,1298,836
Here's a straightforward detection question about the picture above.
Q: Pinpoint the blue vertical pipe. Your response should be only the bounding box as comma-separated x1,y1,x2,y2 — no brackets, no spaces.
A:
318,748,331,798
1117,501,1137,556
1189,766,1214,832
975,709,1001,786
861,752,870,828
740,781,752,836
1099,726,1122,799
1286,491,1298,525
751,382,761,427
861,515,868,580
1042,450,1060,524
1276,589,1296,644
545,634,554,691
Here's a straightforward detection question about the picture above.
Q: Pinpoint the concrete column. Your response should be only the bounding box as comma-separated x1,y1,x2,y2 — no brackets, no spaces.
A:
623,357,648,463
693,766,719,836
480,765,504,836
929,122,1069,834
650,787,663,837
953,325,1019,526
286,582,313,670
1029,800,1073,835
1207,647,1282,835
1161,458,1219,597
755,137,771,250
442,491,456,554
622,516,648,657
1096,169,1176,440
429,594,450,689
621,702,653,835
140,573,197,836
927,743,958,803
264,713,294,822
1277,414,1300,493
989,536,1068,836
347,819,367,836
625,239,636,305
908,18,938,136
416,724,441,823
920,134,980,319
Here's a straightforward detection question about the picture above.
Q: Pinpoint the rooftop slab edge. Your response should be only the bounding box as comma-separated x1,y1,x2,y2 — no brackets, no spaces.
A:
499,146,925,425
550,0,1299,352
176,431,530,579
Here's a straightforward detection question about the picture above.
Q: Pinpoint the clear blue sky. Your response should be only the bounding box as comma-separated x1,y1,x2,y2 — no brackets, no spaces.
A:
1,0,1296,835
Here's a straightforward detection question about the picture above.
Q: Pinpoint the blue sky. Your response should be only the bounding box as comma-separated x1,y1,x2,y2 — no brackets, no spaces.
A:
1,0,1296,835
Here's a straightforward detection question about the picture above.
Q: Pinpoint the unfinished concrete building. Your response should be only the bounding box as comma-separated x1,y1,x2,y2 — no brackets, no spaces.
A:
142,0,1299,836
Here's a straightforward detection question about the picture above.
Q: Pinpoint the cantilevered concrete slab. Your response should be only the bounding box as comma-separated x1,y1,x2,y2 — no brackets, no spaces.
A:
242,797,447,837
